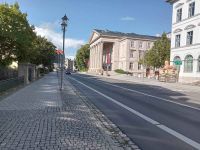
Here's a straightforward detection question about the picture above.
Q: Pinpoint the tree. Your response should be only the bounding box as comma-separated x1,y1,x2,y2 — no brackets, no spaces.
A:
0,35,17,66
142,33,170,69
0,3,36,67
75,44,90,71
30,36,56,68
0,3,56,69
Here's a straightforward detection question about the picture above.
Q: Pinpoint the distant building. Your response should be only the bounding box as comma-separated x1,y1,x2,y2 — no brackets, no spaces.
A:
167,0,200,83
89,29,159,76
65,58,74,71
166,32,171,39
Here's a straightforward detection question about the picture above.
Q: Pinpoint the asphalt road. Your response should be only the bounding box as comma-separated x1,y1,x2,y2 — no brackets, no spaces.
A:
65,73,200,150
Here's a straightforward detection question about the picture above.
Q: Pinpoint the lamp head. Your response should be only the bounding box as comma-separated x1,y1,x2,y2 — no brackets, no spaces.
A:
61,14,68,29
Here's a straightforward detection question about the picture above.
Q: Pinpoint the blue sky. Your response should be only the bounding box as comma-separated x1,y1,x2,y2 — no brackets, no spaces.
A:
0,0,172,59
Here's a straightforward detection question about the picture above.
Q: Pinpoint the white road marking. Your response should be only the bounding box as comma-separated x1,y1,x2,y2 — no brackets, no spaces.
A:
76,74,200,111
103,81,200,111
69,76,200,150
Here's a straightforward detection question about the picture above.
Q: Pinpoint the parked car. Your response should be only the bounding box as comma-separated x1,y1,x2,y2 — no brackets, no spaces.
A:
65,70,71,75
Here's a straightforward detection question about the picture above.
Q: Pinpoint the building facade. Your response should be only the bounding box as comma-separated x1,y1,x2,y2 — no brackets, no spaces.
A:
65,58,74,71
89,29,159,76
167,0,200,82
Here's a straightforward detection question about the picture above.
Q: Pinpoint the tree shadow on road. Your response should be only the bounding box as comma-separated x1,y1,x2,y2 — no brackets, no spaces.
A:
77,73,200,109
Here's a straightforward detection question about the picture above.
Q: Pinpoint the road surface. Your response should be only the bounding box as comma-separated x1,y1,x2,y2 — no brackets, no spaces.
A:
65,73,200,150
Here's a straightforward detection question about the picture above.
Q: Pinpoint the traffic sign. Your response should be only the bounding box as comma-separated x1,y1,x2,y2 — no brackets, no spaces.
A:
174,60,182,65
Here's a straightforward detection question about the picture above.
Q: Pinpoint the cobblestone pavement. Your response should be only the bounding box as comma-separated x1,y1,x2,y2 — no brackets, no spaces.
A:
0,73,140,150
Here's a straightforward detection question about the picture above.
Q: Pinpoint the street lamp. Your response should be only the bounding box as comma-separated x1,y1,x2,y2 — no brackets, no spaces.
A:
60,14,69,90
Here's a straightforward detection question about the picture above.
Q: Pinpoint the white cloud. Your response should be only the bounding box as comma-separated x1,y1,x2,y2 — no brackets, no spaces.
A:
156,33,161,37
34,23,85,50
120,16,135,21
67,56,75,60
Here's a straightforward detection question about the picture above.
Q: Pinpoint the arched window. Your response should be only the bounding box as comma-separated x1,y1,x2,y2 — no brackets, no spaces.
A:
184,55,193,72
173,56,181,71
197,56,200,72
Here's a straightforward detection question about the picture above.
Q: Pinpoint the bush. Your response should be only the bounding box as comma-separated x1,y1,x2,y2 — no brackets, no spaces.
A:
114,69,126,74
79,68,88,72
39,68,49,75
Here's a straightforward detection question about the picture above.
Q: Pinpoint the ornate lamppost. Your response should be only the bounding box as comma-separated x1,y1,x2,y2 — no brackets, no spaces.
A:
60,14,69,90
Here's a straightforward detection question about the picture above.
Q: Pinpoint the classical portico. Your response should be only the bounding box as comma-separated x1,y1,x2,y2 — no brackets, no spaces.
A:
89,42,103,72
89,41,114,72
89,30,117,73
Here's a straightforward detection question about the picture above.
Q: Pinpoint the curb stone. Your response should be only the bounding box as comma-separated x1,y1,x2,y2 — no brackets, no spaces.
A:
65,78,141,150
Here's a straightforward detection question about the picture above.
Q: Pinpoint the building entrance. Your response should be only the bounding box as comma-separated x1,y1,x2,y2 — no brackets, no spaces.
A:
102,43,113,71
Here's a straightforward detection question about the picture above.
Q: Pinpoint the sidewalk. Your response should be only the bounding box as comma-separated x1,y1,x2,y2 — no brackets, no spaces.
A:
86,72,200,93
0,72,139,150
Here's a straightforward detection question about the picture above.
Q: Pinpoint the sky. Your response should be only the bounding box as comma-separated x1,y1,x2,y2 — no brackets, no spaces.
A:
0,0,172,59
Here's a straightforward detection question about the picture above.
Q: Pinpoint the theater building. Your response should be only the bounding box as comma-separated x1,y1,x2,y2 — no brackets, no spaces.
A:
88,29,159,76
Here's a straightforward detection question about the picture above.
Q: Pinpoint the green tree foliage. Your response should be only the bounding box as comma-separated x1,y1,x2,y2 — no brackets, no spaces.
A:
31,36,56,68
0,3,36,66
0,3,56,68
75,44,90,71
0,35,17,66
142,33,170,69
73,59,78,69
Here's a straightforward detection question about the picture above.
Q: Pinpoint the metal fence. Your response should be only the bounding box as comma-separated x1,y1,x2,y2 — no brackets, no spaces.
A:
0,68,18,80
159,74,178,83
0,77,24,93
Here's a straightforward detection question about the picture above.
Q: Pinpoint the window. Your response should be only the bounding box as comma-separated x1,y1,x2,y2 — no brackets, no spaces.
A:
188,2,195,18
173,56,181,71
184,55,193,72
130,50,134,58
130,41,135,48
139,42,143,48
139,50,144,59
186,31,193,45
147,42,151,49
138,64,142,70
129,62,134,70
198,56,200,72
176,8,182,22
175,34,181,47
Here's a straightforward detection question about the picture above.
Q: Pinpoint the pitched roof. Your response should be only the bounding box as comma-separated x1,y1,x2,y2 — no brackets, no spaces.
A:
94,29,159,40
166,0,179,4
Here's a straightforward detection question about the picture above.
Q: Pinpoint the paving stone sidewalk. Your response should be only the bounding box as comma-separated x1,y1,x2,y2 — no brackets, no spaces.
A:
0,72,139,150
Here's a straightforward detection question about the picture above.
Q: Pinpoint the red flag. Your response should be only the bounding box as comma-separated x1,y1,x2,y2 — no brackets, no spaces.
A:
55,49,63,55
106,48,111,64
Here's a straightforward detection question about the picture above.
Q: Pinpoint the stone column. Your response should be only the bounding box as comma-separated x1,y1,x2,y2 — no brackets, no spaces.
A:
24,65,29,84
97,45,99,70
96,45,98,71
32,65,36,81
91,47,94,69
92,46,94,70
90,47,93,69
18,63,29,84
97,44,100,69
99,42,103,69
93,46,95,69
96,44,99,70
94,45,97,69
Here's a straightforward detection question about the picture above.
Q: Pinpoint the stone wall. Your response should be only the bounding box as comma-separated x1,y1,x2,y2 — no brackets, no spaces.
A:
18,63,37,84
